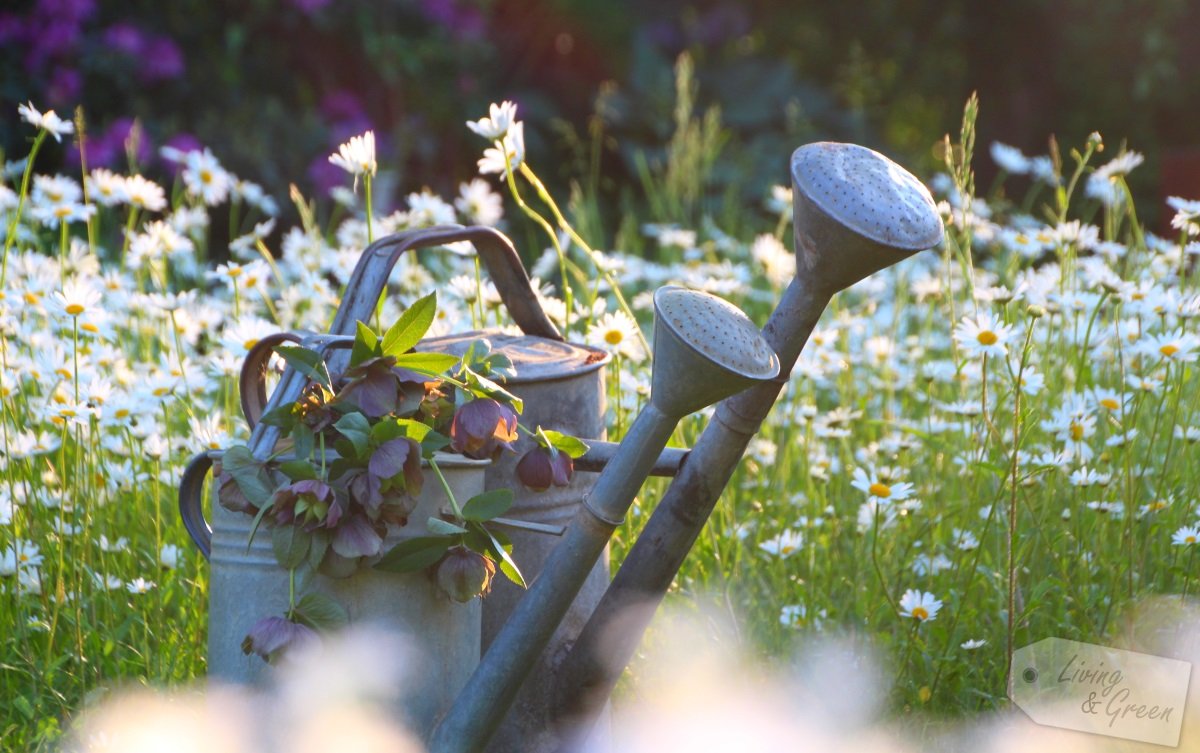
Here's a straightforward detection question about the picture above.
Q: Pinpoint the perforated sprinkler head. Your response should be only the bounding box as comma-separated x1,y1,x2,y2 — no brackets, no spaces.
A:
651,286,780,417
791,142,944,293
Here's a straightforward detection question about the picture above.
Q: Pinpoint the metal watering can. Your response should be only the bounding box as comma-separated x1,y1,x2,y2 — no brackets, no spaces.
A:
177,225,684,746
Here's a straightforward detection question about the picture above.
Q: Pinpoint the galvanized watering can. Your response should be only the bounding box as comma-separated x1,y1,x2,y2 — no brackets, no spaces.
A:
178,225,684,747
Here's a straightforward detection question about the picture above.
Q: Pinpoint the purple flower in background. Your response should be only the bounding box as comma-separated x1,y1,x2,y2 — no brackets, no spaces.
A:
67,117,153,170
307,155,345,198
46,67,81,108
320,91,366,124
102,22,146,56
140,35,185,82
420,0,484,41
160,132,203,173
289,0,333,15
0,14,25,45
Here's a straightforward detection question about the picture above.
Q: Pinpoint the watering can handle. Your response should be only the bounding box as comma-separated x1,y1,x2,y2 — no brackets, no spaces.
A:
331,225,560,340
240,225,558,430
178,452,214,559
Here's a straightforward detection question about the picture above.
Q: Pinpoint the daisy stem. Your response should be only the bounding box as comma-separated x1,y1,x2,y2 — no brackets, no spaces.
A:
120,207,140,271
364,174,374,245
1183,547,1195,601
1,130,47,288
501,156,573,338
519,163,649,354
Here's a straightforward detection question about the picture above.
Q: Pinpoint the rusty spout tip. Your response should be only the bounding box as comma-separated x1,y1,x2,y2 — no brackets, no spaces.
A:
790,142,944,252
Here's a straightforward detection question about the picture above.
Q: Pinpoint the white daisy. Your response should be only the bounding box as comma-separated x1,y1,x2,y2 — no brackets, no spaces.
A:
953,312,1013,359
329,130,377,178
898,589,942,622
17,102,74,141
466,100,519,140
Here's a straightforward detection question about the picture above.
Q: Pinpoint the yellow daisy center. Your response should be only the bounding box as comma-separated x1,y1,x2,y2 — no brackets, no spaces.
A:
869,482,892,498
781,545,795,555
81,323,99,334
1069,422,1084,441
976,330,998,346
243,338,259,351
65,303,84,315
1188,536,1196,544
1100,398,1119,410
604,330,623,345
200,169,213,185
1160,344,1179,357
911,606,929,621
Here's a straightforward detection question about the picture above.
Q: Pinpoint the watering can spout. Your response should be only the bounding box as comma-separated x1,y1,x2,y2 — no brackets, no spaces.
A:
575,442,687,476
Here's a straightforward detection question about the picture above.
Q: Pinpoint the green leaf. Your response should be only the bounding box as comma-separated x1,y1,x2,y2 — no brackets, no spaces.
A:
374,535,455,573
541,429,590,459
420,430,451,457
463,367,523,413
259,404,298,430
351,320,380,367
427,516,469,536
462,489,513,522
392,351,460,377
276,345,332,388
245,499,273,552
292,591,349,631
334,413,371,457
272,524,312,569
222,445,275,507
278,459,318,481
369,418,431,445
292,424,315,460
308,529,331,570
382,292,437,357
480,524,525,588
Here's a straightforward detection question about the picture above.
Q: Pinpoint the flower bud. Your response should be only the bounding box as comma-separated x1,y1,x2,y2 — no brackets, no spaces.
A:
435,546,496,603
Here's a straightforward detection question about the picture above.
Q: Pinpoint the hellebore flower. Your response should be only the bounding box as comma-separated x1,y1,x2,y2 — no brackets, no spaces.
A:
270,479,342,529
295,382,337,432
216,471,256,515
450,398,518,460
241,615,318,663
516,445,573,491
368,437,424,493
341,356,435,418
435,546,496,603
331,513,385,559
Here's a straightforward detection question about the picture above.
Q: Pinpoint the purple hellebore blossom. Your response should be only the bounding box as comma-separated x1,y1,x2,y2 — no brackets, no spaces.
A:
242,615,318,663
331,513,385,559
435,546,495,603
516,445,574,492
368,437,424,493
270,479,343,529
341,357,432,418
450,398,519,460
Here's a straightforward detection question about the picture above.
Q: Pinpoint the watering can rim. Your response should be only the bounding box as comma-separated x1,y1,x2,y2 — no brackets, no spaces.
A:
204,448,492,470
417,330,612,386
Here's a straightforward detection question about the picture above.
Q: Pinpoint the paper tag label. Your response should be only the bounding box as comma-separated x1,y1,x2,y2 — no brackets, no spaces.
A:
1009,638,1191,747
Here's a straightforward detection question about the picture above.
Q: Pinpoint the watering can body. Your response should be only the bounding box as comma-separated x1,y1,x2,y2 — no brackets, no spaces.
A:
180,226,625,751
197,451,487,737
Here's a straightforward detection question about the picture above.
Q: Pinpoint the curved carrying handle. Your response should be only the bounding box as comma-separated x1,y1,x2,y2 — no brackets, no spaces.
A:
239,331,307,431
332,225,560,341
240,225,558,430
178,452,214,560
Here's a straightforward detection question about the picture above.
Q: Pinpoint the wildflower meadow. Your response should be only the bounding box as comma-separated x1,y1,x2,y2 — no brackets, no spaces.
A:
2,89,1199,750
